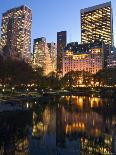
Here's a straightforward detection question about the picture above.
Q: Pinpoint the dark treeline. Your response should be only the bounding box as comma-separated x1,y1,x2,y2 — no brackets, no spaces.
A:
0,56,60,90
0,55,116,90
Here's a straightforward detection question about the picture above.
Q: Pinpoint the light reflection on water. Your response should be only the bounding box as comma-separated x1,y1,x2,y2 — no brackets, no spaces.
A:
0,94,116,155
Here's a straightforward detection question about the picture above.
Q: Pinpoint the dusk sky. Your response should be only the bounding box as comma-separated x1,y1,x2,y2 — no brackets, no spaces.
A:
0,0,116,51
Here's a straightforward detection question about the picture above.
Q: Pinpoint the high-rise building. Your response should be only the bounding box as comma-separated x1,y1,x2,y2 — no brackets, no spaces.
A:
81,2,113,47
57,31,67,76
33,37,53,75
63,41,104,76
47,42,57,72
33,37,46,69
1,5,32,62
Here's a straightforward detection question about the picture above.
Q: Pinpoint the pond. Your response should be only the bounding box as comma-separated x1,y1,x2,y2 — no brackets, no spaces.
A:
0,94,116,155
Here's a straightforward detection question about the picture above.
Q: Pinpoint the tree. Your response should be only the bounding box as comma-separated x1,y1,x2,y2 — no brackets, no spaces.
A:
94,68,116,86
0,57,35,86
60,70,92,89
47,74,60,90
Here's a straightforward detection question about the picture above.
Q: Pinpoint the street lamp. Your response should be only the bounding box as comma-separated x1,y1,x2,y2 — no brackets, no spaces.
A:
2,85,5,92
12,87,15,92
2,88,5,98
26,102,29,108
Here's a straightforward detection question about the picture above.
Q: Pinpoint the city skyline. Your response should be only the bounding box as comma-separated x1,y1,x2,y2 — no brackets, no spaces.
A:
0,0,116,51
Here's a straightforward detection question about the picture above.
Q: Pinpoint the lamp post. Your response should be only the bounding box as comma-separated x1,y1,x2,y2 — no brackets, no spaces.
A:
26,88,29,95
2,88,5,98
12,87,15,94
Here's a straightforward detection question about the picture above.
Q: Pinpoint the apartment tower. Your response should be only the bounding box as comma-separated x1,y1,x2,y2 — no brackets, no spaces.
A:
1,5,32,62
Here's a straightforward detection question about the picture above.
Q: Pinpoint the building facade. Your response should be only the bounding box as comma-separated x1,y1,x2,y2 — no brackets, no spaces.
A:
81,1,113,68
33,37,53,75
57,31,67,76
81,1,113,46
107,52,116,68
47,42,57,72
1,5,32,62
63,41,104,76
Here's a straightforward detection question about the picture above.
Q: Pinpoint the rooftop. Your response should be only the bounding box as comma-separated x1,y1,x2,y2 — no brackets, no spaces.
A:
81,1,111,14
64,40,103,54
3,5,31,16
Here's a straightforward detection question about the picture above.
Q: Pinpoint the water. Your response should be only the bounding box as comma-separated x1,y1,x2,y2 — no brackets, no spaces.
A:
0,94,116,155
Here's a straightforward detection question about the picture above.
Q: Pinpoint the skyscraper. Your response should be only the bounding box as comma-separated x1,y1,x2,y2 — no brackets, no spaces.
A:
1,5,32,62
47,42,57,72
33,37,53,75
57,31,67,76
81,2,113,47
33,37,46,68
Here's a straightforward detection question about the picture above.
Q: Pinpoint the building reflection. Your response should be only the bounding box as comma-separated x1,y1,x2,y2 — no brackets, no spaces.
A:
56,105,65,147
30,95,116,154
65,95,102,109
0,111,32,155
59,95,116,154
2,95,116,154
31,106,56,149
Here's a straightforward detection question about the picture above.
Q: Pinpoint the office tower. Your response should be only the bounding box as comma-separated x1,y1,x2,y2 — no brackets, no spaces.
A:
81,2,113,47
1,5,32,62
33,37,53,75
57,31,67,76
63,41,104,76
47,42,57,72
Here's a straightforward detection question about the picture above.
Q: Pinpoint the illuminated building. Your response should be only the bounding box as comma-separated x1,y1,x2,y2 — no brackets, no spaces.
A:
47,42,57,72
81,2,113,67
57,31,67,76
1,5,32,62
81,1,113,46
33,37,46,69
33,37,53,75
63,41,104,76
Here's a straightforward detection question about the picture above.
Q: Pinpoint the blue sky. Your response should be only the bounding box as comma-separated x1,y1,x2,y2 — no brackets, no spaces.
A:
0,0,116,51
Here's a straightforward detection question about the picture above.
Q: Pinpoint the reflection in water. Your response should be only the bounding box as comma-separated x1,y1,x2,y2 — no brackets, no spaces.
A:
65,95,102,109
0,95,116,155
0,111,32,155
59,95,116,154
32,106,56,149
